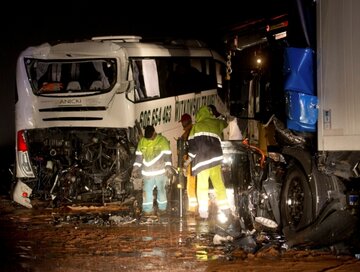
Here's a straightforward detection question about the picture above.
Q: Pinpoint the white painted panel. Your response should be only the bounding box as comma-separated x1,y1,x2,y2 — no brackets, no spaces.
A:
317,0,360,150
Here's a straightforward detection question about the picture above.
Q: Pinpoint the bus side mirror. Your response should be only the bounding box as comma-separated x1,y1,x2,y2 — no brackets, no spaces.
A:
123,80,136,102
117,80,135,94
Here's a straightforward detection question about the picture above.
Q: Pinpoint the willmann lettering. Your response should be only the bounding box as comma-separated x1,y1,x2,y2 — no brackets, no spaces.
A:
175,95,216,121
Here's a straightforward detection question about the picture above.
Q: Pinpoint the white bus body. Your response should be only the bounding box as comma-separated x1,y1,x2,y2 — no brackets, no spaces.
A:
13,36,229,208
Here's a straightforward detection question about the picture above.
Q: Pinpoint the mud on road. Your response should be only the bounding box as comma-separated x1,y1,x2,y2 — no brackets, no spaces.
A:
1,195,360,272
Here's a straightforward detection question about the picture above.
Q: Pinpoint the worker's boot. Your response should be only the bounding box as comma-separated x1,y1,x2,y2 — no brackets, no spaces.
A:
216,209,240,238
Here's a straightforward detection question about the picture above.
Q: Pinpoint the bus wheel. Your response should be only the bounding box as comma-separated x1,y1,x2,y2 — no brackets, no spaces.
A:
280,164,313,233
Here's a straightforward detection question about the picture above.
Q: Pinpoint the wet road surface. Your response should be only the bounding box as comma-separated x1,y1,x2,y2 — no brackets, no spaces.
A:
1,195,360,272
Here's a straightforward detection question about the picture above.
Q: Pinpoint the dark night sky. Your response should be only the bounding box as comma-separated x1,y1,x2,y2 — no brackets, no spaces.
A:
0,1,289,158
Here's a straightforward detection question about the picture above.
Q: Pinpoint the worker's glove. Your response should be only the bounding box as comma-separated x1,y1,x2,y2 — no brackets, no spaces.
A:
131,168,142,179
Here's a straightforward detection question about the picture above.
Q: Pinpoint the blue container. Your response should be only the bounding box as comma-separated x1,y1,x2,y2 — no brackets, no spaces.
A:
285,91,318,132
284,47,315,95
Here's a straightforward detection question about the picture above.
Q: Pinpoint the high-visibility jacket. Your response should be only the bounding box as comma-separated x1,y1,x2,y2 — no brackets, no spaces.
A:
133,134,172,177
188,105,228,176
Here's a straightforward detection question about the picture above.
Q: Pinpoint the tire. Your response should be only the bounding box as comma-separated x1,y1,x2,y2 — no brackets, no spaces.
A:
280,164,313,232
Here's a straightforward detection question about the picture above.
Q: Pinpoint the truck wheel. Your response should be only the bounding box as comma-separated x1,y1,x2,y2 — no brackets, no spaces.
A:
280,164,313,232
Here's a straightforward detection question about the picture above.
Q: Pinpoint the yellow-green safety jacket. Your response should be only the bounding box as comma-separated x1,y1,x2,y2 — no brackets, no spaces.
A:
133,134,172,177
188,105,228,176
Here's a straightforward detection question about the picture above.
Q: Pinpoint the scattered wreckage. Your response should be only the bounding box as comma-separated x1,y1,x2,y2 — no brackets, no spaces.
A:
9,115,360,253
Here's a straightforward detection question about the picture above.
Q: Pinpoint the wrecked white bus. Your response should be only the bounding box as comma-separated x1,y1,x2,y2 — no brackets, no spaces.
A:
12,36,229,208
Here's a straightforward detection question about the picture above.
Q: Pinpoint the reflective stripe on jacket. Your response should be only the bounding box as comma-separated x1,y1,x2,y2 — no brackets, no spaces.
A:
188,105,228,176
133,134,172,177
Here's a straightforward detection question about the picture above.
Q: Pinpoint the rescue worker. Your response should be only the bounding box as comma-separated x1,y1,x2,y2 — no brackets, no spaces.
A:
209,104,243,140
178,113,198,214
131,125,173,216
208,104,221,118
186,105,233,224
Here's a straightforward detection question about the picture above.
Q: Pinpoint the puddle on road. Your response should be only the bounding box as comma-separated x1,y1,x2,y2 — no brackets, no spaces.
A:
2,197,360,271
4,198,358,266
49,211,285,260
47,210,238,260
47,210,284,263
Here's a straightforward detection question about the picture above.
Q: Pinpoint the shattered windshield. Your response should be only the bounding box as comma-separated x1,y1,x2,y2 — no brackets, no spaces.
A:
24,58,117,95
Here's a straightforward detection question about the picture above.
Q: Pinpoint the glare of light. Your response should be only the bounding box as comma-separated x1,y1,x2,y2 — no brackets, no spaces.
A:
257,58,262,64
274,31,287,40
222,156,233,164
217,211,228,224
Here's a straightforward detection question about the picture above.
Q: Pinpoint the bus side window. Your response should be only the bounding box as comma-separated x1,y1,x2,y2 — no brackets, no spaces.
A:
132,60,146,100
172,61,201,92
166,59,214,96
132,59,160,101
157,59,171,98
141,59,160,98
